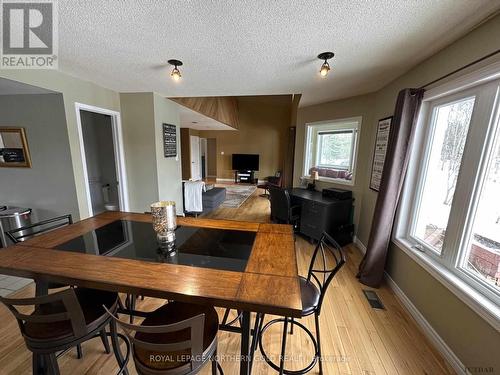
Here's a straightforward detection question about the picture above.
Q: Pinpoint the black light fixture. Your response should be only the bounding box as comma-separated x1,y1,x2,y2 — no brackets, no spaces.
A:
317,52,334,77
168,59,183,81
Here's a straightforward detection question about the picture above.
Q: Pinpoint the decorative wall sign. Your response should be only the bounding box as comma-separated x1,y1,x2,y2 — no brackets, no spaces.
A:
162,123,177,158
0,127,32,168
369,117,392,191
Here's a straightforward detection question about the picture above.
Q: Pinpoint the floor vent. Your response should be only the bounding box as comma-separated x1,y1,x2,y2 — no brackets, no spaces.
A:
363,290,385,309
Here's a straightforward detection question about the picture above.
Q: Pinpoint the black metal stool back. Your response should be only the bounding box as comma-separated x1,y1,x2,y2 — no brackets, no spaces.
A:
105,308,207,375
307,233,346,314
6,214,73,243
6,214,73,291
0,288,87,346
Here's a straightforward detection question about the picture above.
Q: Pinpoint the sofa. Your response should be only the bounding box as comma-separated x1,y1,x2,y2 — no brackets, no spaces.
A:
201,187,226,215
182,182,226,216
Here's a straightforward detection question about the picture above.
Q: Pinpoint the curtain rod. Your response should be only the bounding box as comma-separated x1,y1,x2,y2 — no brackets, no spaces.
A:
418,48,500,90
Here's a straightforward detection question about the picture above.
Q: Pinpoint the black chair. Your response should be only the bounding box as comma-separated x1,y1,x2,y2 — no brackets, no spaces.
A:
257,233,346,374
0,287,128,375
105,301,223,375
6,214,73,244
258,171,283,198
269,186,300,230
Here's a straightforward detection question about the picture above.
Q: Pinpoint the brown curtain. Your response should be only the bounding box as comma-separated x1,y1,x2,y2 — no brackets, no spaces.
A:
358,88,424,287
282,127,296,188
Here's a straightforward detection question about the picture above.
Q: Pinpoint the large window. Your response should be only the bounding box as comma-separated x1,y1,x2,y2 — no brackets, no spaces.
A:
397,68,500,315
303,118,360,184
412,96,475,254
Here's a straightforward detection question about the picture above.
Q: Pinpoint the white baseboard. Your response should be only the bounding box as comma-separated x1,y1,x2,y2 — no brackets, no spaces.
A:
384,273,469,375
353,236,367,254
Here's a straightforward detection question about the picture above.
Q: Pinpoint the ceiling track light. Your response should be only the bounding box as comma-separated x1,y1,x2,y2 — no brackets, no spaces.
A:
168,59,183,81
317,52,334,77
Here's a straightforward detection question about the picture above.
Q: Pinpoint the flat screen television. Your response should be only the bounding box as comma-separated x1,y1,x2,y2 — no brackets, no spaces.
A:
232,154,259,171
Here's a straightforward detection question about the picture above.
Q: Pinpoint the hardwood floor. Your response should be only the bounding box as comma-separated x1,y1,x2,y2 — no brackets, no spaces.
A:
0,187,455,374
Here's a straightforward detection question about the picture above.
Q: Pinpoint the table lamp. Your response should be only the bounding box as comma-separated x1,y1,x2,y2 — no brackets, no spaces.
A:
307,171,319,191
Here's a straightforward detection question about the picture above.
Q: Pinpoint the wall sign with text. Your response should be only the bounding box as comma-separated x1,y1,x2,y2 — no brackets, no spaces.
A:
162,123,177,158
369,117,392,191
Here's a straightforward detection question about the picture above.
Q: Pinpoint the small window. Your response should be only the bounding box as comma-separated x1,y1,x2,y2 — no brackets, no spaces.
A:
317,130,355,169
304,118,361,184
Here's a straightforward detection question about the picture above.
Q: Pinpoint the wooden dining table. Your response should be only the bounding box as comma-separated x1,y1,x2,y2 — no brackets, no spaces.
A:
0,211,302,375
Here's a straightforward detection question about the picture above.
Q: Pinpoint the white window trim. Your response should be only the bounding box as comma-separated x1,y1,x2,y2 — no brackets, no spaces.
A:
394,60,500,331
303,116,361,186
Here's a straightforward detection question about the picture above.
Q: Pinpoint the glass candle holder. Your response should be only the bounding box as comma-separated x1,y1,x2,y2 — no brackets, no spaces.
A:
151,201,177,254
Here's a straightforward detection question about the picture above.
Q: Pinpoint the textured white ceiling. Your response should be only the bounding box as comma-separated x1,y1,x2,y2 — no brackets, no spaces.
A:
58,1,500,107
177,104,235,131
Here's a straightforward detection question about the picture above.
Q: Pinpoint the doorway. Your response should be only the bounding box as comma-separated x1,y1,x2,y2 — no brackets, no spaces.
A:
190,135,201,180
76,103,128,216
200,138,207,179
206,138,217,178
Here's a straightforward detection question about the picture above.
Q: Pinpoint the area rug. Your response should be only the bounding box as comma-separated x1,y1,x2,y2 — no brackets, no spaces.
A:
220,185,257,208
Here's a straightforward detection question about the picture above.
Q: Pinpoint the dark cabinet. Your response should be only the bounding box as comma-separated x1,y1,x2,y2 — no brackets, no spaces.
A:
290,189,353,242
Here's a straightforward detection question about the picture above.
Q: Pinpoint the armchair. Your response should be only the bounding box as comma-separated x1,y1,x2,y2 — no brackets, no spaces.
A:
258,171,282,197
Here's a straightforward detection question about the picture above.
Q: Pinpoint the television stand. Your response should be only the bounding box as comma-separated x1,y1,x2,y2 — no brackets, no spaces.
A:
234,170,256,184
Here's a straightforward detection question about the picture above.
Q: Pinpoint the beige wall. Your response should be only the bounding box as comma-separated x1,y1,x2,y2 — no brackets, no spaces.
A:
120,93,158,213
199,95,292,180
153,94,183,210
294,13,500,371
0,70,121,218
120,93,182,213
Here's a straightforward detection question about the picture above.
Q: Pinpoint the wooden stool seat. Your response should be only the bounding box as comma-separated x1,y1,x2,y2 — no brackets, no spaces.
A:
134,302,219,371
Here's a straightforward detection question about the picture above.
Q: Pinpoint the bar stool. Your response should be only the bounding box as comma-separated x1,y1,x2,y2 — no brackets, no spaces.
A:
0,287,128,375
257,233,346,374
106,301,224,374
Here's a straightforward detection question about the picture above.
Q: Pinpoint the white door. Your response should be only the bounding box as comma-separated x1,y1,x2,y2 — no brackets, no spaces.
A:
190,135,201,180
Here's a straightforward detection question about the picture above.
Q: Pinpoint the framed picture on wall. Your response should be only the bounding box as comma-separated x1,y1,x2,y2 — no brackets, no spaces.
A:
369,117,392,191
163,123,177,157
0,127,32,168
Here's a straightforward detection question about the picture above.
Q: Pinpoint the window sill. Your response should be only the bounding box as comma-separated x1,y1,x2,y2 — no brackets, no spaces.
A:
302,175,354,186
393,237,500,331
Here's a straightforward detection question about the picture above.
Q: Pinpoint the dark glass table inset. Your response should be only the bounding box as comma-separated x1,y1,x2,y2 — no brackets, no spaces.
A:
54,220,256,272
